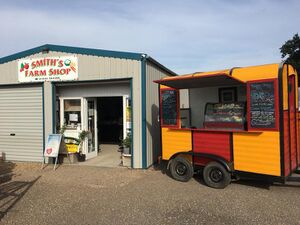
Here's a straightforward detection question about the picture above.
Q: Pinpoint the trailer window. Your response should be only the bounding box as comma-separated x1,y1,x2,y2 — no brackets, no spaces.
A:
160,89,179,127
204,102,246,130
247,79,278,131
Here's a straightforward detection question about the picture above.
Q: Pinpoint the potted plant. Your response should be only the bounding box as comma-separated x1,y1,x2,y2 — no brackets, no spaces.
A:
122,133,132,167
59,124,67,135
122,133,131,154
76,130,89,162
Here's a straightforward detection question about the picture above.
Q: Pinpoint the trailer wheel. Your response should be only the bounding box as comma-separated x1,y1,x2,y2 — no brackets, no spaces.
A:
169,156,193,182
203,161,231,189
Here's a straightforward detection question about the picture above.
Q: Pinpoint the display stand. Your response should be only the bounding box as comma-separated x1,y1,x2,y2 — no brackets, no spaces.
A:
41,134,63,171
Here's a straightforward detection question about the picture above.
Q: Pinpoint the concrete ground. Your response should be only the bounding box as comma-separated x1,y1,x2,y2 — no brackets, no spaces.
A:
78,144,122,167
0,162,300,225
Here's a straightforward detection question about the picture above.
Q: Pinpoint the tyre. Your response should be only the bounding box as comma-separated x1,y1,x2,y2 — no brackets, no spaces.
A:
203,161,231,189
169,156,194,182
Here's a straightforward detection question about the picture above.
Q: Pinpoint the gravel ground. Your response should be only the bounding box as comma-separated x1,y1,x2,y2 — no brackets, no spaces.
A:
0,163,300,225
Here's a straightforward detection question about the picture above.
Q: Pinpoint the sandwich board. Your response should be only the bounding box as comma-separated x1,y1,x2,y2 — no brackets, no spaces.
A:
42,134,62,170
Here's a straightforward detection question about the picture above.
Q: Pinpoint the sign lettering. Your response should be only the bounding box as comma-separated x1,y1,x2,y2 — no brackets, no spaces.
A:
18,56,78,82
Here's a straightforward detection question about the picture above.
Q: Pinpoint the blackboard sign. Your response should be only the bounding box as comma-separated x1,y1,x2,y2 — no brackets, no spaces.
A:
249,81,276,129
161,89,178,126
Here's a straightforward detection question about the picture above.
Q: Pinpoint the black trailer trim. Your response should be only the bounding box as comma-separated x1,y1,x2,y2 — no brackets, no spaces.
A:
158,84,163,164
191,130,195,167
235,171,285,183
287,65,293,174
292,71,299,167
278,62,285,177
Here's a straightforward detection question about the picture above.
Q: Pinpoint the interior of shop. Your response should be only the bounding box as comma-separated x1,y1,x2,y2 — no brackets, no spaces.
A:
55,82,130,167
97,97,123,145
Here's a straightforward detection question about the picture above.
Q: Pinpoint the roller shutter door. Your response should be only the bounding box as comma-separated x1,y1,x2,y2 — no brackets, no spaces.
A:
0,85,43,162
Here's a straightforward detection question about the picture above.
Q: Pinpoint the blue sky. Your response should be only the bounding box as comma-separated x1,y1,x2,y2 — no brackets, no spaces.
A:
0,0,299,74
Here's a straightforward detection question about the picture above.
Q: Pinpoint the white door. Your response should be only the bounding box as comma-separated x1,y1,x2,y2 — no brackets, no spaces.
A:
123,95,131,139
83,98,98,159
0,85,43,162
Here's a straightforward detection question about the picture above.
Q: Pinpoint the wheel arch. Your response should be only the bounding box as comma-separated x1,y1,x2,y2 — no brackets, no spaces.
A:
167,151,233,172
167,151,193,170
195,153,233,172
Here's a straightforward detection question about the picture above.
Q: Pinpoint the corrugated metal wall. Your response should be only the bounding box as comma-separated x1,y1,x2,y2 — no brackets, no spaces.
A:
43,82,53,149
145,61,171,167
56,81,130,97
0,85,43,162
0,51,143,168
0,52,139,84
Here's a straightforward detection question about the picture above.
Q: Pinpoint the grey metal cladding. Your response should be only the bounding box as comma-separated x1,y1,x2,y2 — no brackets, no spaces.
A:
0,85,43,162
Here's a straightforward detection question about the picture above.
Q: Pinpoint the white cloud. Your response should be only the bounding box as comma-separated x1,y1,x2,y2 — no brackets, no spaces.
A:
0,0,299,74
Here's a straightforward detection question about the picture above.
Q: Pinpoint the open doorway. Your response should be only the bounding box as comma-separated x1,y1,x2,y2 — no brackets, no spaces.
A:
97,97,123,145
77,96,124,167
76,96,124,167
56,81,131,167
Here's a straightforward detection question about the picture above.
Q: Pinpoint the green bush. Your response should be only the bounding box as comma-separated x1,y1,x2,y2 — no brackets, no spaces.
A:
122,133,131,149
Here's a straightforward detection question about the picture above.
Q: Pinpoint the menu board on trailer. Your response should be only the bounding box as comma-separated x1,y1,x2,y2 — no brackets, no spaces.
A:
249,81,276,129
161,89,178,126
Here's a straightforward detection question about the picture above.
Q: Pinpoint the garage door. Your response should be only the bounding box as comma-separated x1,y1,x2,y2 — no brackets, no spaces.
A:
0,85,43,162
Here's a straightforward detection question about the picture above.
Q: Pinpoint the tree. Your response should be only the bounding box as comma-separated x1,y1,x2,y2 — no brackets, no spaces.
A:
280,33,300,74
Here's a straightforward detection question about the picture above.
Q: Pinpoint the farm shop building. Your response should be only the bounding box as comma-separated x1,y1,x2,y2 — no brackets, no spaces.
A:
0,44,176,169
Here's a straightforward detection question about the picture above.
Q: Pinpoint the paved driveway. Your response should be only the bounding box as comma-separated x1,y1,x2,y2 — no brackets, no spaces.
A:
0,163,300,225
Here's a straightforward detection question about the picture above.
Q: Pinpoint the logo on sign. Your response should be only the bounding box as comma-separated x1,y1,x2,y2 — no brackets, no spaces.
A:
46,148,53,155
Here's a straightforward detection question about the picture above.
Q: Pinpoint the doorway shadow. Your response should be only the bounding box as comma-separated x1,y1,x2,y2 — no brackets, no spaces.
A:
0,176,40,221
145,104,161,167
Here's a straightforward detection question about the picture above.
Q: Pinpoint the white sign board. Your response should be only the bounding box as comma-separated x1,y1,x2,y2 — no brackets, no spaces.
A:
44,134,62,158
69,113,78,122
18,56,78,82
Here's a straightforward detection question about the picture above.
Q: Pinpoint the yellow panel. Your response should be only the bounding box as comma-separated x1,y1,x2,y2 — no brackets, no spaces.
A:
282,64,288,110
162,128,192,160
233,132,280,176
160,84,171,89
192,69,230,77
232,63,279,82
161,69,230,81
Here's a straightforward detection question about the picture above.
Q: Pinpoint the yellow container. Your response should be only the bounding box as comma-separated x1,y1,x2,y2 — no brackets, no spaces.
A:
66,143,79,153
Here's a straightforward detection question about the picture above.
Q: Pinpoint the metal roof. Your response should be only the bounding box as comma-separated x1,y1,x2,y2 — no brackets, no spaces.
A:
0,44,177,76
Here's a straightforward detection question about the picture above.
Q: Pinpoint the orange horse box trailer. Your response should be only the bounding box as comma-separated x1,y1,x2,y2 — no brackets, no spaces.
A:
154,63,300,188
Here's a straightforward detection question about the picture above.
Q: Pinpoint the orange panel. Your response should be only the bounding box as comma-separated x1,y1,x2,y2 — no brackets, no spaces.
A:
233,132,281,176
161,128,192,160
232,63,279,82
160,84,171,89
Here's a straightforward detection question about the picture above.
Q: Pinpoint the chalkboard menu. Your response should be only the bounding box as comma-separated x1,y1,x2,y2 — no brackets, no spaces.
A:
161,89,178,126
249,81,276,129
